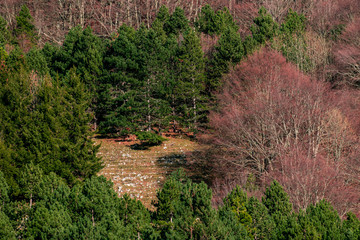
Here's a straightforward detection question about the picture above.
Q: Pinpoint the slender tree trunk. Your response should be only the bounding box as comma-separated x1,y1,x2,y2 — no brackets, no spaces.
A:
189,0,194,22
146,0,150,28
134,2,139,28
30,193,33,209
192,77,197,129
127,0,132,25
172,95,177,132
79,0,85,27
92,209,95,226
147,78,151,131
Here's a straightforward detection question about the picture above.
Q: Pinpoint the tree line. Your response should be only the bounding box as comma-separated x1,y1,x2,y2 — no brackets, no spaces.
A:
1,169,360,239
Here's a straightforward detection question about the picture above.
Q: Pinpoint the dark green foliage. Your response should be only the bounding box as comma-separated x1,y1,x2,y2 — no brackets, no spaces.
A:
297,210,322,240
134,26,172,132
280,9,306,35
26,202,73,239
275,9,312,72
155,5,170,23
69,176,152,239
14,5,38,49
196,5,238,36
97,24,140,134
0,16,11,47
98,24,184,136
246,196,275,239
152,6,170,40
135,131,167,146
0,167,358,239
118,194,154,239
305,200,342,240
262,181,296,239
41,42,60,73
14,5,36,37
214,209,251,240
250,7,279,45
25,47,50,77
243,35,257,56
174,29,207,130
195,5,217,35
207,27,244,91
5,46,26,71
153,169,250,239
223,186,252,233
19,163,43,208
0,211,16,240
0,172,9,210
52,26,104,91
0,47,7,62
263,181,292,217
164,7,190,36
342,212,360,240
0,67,102,190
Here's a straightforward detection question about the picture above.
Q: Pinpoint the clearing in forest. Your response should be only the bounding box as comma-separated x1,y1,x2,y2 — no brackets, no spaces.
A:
95,137,199,208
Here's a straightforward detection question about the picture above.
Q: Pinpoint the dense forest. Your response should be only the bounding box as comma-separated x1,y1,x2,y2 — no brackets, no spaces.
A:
0,0,360,239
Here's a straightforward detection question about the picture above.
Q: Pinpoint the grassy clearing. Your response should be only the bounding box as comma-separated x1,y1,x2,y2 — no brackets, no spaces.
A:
95,137,199,209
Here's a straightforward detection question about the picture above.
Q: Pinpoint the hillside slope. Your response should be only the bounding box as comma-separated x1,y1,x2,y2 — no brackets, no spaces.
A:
96,137,199,208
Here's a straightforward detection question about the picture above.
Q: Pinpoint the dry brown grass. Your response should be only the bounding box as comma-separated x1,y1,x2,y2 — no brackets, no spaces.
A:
95,137,199,209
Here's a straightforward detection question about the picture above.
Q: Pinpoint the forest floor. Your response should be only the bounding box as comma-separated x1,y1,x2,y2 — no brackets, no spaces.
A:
95,136,201,209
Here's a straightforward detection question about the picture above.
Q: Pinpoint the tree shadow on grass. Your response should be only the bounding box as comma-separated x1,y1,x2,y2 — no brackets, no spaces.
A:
155,150,213,185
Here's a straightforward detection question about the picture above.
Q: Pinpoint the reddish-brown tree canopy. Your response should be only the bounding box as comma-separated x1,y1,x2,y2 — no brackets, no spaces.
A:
209,48,360,215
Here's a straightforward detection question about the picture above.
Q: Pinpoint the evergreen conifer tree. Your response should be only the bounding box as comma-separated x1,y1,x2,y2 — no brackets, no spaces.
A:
52,26,103,92
164,7,190,36
175,29,206,130
207,26,244,92
250,7,279,45
0,211,16,240
14,5,38,50
98,24,141,135
305,200,342,240
342,212,360,240
222,186,253,233
0,16,11,47
134,26,172,133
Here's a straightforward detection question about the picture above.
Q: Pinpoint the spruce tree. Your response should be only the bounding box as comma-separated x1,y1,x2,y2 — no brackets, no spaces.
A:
305,200,342,240
134,26,172,133
246,196,276,239
207,26,244,92
175,29,206,130
222,186,253,234
25,47,50,77
14,5,38,50
0,211,16,240
342,212,360,240
274,9,312,72
196,5,238,36
164,7,190,36
52,26,104,92
152,5,170,38
0,66,102,189
0,16,11,47
98,24,141,135
263,181,292,217
250,7,279,45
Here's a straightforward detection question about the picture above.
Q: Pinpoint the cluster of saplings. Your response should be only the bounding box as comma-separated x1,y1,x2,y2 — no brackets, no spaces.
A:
1,169,359,239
